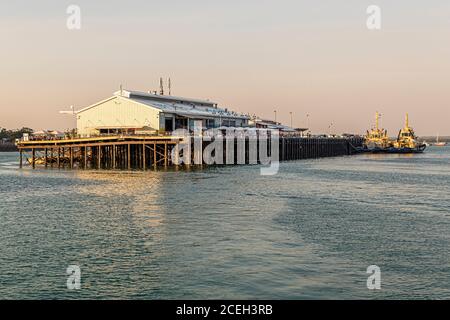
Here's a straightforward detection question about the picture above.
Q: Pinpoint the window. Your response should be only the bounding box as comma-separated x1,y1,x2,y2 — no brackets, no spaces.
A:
205,119,215,129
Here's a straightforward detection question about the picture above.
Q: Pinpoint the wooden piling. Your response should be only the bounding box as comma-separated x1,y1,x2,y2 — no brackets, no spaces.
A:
70,147,73,169
57,147,61,168
32,148,36,169
142,143,146,170
127,144,131,170
112,145,116,169
164,142,168,167
97,146,101,169
84,146,87,169
153,142,157,168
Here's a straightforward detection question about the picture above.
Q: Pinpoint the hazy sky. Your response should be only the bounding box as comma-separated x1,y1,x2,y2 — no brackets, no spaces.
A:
1,0,449,135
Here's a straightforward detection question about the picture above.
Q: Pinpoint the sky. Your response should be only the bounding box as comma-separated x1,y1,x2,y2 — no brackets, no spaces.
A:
1,0,449,135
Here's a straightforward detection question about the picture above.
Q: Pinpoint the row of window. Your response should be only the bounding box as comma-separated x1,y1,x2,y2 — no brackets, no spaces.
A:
166,117,242,130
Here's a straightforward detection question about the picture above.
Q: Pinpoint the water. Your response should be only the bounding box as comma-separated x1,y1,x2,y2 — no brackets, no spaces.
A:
0,148,449,299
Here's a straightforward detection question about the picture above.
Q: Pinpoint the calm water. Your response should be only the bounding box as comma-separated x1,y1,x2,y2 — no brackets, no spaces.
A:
0,148,449,300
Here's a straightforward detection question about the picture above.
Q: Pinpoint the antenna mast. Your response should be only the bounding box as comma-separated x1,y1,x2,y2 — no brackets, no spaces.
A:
375,112,380,130
159,77,164,95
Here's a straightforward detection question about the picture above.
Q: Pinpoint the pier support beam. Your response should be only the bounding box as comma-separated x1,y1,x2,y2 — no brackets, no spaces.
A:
57,148,61,168
153,142,157,169
97,146,101,169
70,147,73,169
113,145,116,169
84,146,87,169
164,142,168,167
127,144,131,170
32,148,36,169
142,143,146,170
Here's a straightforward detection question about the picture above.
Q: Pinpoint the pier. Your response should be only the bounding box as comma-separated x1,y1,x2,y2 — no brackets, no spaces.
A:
17,135,363,169
14,88,364,170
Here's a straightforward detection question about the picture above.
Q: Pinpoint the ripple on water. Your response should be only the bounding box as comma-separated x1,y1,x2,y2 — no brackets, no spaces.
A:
0,149,449,299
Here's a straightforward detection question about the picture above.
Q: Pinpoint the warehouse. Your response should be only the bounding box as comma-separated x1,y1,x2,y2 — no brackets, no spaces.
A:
75,89,250,137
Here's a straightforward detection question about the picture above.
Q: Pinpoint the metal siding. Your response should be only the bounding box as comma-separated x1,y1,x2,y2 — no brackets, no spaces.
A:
77,97,161,136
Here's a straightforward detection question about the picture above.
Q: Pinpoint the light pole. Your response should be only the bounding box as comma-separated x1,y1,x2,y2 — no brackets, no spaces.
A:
306,114,310,133
290,112,293,128
274,110,277,123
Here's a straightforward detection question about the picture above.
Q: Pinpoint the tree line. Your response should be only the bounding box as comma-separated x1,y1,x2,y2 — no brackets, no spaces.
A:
0,127,34,142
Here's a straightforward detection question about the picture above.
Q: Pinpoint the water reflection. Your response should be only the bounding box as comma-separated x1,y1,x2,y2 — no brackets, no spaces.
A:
0,149,449,299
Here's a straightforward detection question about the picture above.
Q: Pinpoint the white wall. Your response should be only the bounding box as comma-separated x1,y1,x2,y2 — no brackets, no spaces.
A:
77,97,161,136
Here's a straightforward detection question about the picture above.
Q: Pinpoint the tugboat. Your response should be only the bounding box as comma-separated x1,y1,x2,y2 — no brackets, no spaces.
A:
390,113,426,153
363,112,391,152
362,113,426,153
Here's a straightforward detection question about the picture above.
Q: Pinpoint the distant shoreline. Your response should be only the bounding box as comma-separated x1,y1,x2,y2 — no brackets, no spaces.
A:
0,143,18,152
419,137,450,144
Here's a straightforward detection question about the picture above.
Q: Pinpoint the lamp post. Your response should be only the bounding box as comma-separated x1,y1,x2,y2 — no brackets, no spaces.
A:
306,114,310,133
274,110,277,123
290,112,293,128
328,122,334,136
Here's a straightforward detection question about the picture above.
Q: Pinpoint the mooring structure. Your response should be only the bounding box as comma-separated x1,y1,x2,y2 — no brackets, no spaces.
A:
16,135,363,170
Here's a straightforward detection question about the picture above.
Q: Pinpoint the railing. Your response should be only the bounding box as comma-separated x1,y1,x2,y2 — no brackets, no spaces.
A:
20,130,364,142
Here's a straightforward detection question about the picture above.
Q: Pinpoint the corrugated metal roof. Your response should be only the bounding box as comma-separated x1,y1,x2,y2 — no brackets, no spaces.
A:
76,89,249,120
129,97,248,120
118,90,217,107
